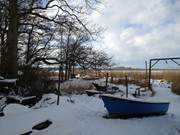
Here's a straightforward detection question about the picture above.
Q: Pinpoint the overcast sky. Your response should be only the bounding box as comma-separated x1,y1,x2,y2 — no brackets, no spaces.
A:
90,0,180,68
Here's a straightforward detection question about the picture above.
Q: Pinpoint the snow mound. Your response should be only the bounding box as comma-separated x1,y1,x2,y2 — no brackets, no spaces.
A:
3,103,31,116
0,96,6,108
0,76,4,80
33,94,57,109
61,79,93,93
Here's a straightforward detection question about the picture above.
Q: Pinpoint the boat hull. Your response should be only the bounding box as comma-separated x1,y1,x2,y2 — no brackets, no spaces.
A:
101,95,169,118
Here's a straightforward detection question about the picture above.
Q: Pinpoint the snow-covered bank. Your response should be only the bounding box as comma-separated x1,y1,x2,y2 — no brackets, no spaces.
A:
0,80,180,135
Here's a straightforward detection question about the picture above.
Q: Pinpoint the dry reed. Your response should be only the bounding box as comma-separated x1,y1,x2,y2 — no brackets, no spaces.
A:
107,69,180,95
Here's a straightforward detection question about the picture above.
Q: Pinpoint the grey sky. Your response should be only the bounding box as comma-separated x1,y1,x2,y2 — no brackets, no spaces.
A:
90,0,180,68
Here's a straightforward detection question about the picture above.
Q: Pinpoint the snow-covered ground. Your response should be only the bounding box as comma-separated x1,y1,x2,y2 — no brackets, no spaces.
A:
0,80,180,135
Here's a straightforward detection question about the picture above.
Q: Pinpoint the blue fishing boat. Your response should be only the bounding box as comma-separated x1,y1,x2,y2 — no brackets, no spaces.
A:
101,94,169,118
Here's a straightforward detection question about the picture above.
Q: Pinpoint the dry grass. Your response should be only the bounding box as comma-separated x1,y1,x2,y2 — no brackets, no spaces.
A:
51,68,180,95
105,69,180,95
163,70,180,95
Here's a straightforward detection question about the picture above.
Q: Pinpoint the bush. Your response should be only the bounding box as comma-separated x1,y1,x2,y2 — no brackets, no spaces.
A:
18,66,56,96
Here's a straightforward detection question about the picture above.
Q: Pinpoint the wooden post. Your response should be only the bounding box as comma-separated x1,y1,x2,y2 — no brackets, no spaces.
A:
148,60,152,90
138,88,140,96
145,61,148,90
111,76,113,83
125,75,128,98
57,65,62,105
105,73,109,91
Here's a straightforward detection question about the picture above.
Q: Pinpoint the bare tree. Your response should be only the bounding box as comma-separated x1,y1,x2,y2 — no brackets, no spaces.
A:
90,50,112,76
0,0,101,78
18,16,56,66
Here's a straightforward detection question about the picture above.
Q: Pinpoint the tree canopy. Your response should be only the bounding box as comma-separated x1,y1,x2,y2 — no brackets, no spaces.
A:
0,0,111,79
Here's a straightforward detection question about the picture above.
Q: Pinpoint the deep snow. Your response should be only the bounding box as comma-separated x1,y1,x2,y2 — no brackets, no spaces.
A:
0,80,180,135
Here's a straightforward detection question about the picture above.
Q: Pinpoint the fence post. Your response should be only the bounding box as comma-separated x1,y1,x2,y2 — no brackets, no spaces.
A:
105,73,109,91
148,60,152,91
57,65,62,105
145,60,148,90
125,75,128,98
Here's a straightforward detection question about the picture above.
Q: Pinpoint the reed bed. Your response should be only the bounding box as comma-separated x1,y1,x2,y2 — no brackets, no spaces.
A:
106,70,180,95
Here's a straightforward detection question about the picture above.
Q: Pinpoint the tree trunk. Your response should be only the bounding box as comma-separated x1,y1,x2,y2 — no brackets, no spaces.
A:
26,25,34,64
72,65,75,75
6,0,19,78
68,63,71,79
0,31,7,76
0,10,8,77
65,61,68,80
